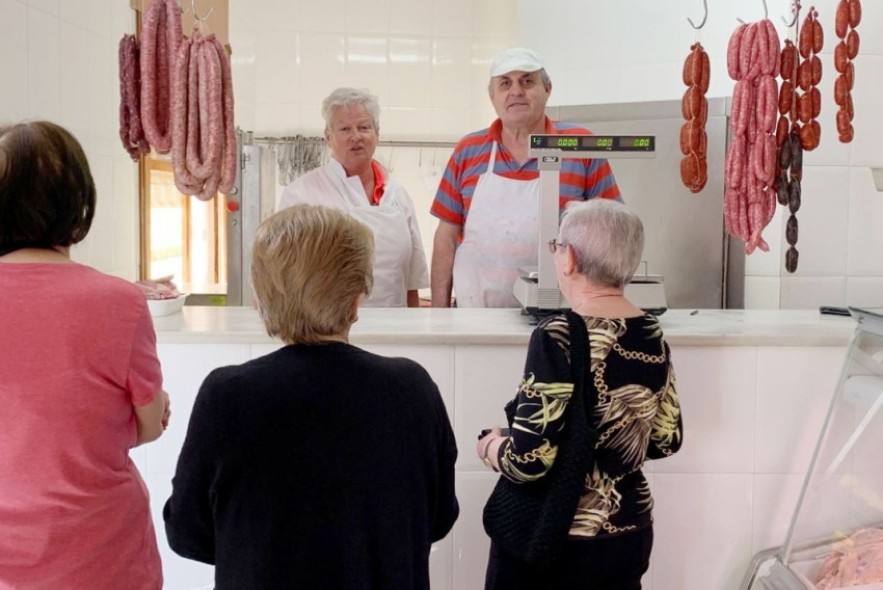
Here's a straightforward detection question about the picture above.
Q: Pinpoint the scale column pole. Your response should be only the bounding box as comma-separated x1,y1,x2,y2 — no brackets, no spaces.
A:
537,157,562,307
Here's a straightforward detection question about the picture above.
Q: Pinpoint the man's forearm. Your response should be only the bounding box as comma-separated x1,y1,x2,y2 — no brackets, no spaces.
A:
431,256,454,307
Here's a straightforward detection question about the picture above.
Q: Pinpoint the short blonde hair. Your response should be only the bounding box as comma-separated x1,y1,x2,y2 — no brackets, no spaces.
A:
251,204,374,344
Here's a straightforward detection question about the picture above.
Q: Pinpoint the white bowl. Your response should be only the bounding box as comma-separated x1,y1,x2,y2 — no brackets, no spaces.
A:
146,294,188,317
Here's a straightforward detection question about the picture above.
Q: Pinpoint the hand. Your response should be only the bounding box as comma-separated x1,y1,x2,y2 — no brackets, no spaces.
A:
161,391,171,430
476,426,504,462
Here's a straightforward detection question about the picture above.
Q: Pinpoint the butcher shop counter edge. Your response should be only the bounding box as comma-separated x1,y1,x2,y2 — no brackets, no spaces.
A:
151,307,857,347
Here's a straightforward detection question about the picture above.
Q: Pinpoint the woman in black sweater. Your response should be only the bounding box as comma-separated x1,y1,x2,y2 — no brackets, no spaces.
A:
163,204,459,589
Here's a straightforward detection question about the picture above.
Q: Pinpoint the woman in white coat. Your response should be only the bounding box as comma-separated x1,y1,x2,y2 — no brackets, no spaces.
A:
278,88,429,307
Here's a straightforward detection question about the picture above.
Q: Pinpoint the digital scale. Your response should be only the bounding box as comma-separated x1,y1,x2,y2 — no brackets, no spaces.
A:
513,134,669,320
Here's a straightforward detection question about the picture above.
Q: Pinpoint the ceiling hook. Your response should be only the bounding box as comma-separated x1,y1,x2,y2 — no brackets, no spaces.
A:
782,0,801,27
190,0,214,22
687,0,708,30
737,0,768,24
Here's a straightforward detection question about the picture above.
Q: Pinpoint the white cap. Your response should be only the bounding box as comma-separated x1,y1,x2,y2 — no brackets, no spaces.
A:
489,47,545,77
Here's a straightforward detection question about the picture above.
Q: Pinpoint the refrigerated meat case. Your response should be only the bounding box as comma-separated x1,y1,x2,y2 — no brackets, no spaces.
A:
742,307,883,590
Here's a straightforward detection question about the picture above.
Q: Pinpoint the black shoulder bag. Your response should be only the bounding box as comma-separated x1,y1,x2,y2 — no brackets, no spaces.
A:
482,310,599,568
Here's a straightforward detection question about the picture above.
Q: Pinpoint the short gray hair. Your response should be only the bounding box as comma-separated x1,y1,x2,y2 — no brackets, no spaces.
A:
487,68,552,97
558,199,644,288
321,87,381,132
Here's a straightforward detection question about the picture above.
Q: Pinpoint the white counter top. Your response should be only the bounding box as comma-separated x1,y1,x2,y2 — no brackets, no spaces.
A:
152,306,857,347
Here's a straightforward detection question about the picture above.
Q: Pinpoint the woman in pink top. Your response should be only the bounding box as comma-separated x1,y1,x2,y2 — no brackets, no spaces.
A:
0,121,169,589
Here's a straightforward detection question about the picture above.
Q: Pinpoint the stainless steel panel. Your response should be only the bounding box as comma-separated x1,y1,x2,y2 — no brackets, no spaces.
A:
226,133,244,306
552,98,741,310
239,144,263,307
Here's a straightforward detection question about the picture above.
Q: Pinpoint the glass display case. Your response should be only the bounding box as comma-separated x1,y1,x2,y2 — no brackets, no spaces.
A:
742,307,883,590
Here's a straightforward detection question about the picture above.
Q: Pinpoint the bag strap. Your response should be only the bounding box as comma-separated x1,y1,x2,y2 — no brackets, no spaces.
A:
564,310,597,424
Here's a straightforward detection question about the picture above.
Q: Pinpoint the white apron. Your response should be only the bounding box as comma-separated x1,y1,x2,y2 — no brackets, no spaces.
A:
278,161,416,307
452,141,540,308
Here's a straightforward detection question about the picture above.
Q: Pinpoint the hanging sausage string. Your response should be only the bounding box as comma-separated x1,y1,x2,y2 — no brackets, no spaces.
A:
722,1,781,255
679,0,709,193
775,1,804,273
117,0,235,201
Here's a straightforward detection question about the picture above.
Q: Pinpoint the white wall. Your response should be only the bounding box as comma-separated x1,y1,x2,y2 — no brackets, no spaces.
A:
227,0,517,267
228,0,515,139
11,1,878,310
0,0,140,280
519,0,883,310
0,0,515,282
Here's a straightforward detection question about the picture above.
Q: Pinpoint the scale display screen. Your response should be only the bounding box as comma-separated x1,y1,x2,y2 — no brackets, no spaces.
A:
529,134,654,152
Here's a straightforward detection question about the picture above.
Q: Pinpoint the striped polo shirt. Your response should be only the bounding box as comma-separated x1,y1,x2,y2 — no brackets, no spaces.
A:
430,117,622,226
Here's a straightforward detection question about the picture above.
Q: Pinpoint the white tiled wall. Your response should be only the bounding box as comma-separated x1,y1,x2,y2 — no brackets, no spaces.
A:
4,1,881,304
0,0,513,279
0,0,140,280
229,0,512,139
519,0,883,310
228,0,515,272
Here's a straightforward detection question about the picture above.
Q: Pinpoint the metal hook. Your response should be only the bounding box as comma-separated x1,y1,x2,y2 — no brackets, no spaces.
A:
782,0,801,27
737,0,768,23
190,0,214,22
687,0,708,30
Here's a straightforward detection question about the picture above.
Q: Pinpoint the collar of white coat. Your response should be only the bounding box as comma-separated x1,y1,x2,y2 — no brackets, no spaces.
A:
328,157,388,184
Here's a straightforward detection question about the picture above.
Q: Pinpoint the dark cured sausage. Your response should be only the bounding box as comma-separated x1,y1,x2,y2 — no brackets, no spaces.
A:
776,115,789,146
774,17,811,272
786,247,799,273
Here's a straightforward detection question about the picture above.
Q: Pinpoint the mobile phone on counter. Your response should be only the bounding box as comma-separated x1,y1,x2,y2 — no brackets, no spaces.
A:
478,428,511,439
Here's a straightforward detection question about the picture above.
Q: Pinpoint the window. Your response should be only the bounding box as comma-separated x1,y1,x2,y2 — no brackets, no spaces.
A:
139,154,227,295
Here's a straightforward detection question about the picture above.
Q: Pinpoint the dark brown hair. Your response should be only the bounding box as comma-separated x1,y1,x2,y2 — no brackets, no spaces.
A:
0,121,96,255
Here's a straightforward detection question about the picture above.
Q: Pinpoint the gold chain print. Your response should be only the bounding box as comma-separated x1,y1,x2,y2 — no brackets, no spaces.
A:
612,342,666,363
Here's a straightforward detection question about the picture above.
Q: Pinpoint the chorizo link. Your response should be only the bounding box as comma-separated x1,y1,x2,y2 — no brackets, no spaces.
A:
728,24,748,80
846,29,860,59
211,36,237,196
171,37,202,195
849,0,862,28
186,37,223,181
835,0,850,39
